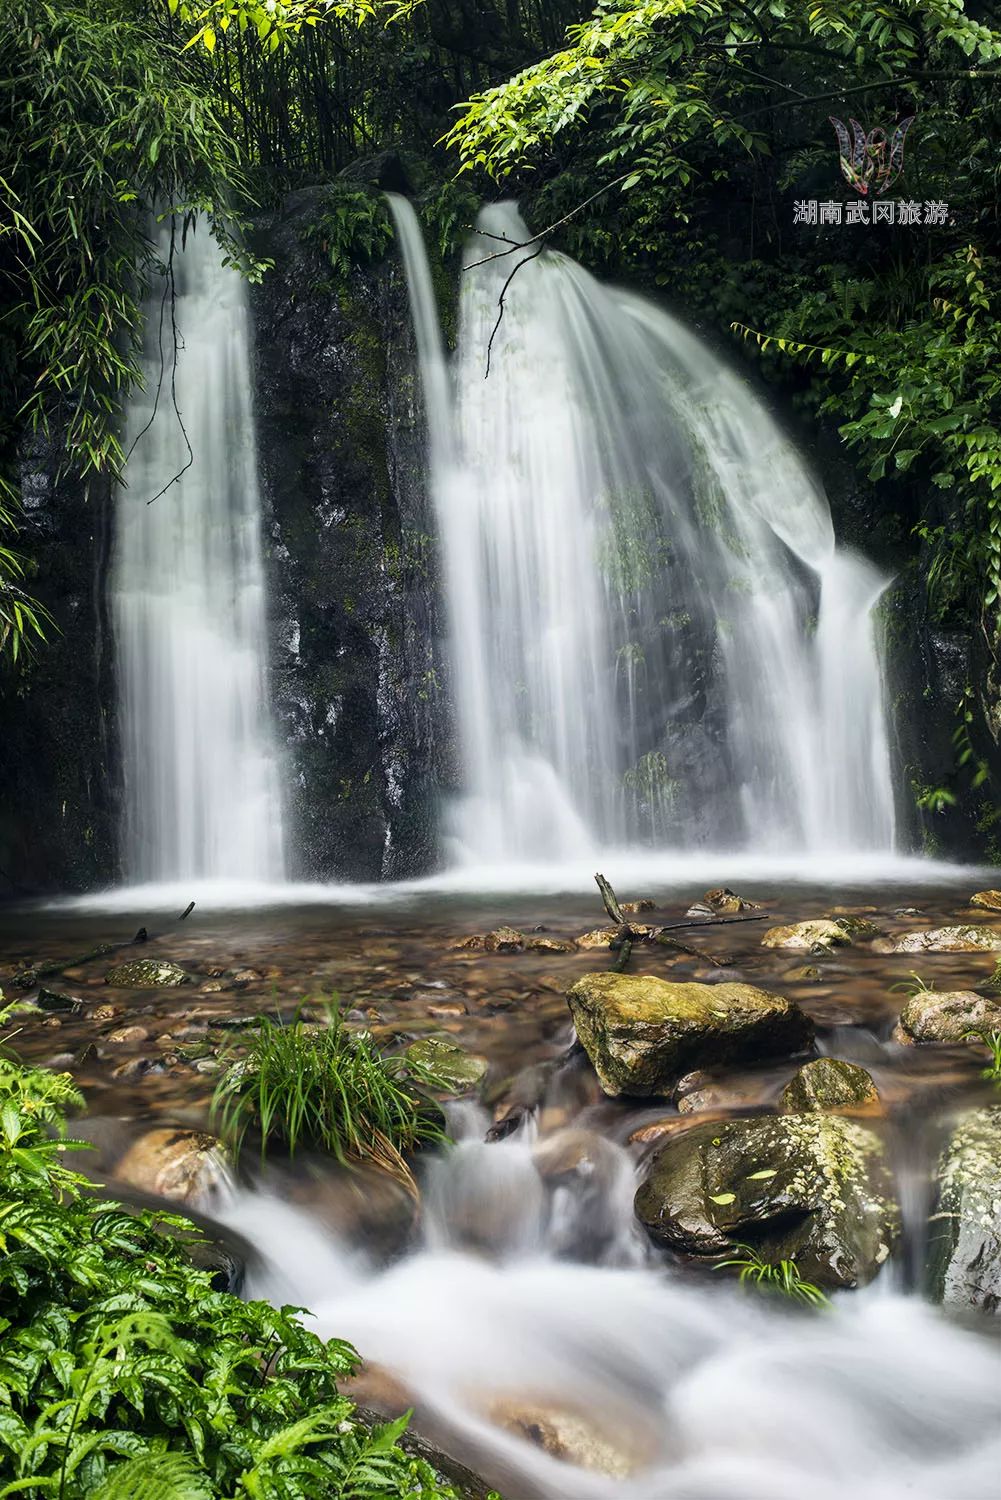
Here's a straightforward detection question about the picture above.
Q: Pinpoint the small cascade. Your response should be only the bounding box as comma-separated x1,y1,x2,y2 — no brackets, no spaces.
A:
390,197,898,865
113,221,285,885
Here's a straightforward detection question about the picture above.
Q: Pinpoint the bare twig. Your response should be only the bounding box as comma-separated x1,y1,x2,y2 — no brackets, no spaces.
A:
465,172,634,272
484,245,543,378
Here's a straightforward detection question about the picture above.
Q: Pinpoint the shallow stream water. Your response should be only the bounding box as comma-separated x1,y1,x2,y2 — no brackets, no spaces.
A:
2,864,1000,1497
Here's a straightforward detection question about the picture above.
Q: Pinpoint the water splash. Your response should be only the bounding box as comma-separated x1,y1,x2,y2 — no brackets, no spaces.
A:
113,222,285,883
391,197,898,865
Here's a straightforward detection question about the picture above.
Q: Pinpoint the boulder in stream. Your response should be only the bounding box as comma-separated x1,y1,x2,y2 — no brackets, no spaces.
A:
875,926,1001,954
405,1036,488,1093
927,1106,1001,1314
114,1127,230,1205
893,990,1001,1045
483,926,525,953
566,972,813,1098
761,919,852,951
104,958,191,987
634,1113,897,1289
970,890,1001,912
780,1058,880,1113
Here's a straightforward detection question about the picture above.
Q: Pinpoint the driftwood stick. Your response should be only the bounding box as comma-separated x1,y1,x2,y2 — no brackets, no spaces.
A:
595,872,626,926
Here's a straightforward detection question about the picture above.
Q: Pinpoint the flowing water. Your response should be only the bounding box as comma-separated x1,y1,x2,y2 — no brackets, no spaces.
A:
4,876,1000,1498
391,198,898,865
113,220,285,884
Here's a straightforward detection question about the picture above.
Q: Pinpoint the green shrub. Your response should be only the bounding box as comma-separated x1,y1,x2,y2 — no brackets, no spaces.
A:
211,1005,448,1182
0,1016,460,1499
300,185,394,280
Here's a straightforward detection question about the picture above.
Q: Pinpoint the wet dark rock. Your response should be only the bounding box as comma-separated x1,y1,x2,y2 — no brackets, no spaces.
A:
524,935,577,954
567,972,813,1098
483,926,524,953
36,987,85,1014
250,185,449,882
703,887,759,914
634,1113,897,1289
833,915,881,940
927,1106,1001,1314
892,990,1001,1045
104,958,190,988
780,1058,879,1113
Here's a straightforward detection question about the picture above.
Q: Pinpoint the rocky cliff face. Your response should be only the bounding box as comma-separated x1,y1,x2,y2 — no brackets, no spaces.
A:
250,185,452,882
0,454,118,895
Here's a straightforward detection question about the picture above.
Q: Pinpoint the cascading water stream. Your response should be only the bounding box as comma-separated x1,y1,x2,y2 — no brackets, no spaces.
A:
113,222,285,885
217,1106,1001,1500
391,197,898,865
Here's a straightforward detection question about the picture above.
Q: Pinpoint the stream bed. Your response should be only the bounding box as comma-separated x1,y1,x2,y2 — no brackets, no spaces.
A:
2,866,1000,1497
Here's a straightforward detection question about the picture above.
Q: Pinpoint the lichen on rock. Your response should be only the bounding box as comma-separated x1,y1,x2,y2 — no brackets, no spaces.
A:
634,1112,898,1288
893,989,1001,1045
761,919,852,951
927,1105,1001,1314
104,958,190,988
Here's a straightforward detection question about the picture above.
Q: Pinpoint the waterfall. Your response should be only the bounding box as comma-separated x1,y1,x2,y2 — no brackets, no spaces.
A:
113,221,285,885
391,197,898,863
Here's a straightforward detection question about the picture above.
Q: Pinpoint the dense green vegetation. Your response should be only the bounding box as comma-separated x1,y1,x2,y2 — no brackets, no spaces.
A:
0,1015,461,1498
0,0,998,787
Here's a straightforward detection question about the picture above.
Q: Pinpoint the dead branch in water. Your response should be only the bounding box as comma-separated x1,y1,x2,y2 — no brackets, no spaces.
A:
593,873,765,972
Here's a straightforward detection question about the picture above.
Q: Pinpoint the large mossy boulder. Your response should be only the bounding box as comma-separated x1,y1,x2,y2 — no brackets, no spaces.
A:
893,990,1001,1045
634,1113,898,1289
104,958,190,988
927,1106,1001,1314
780,1058,879,1113
566,973,813,1098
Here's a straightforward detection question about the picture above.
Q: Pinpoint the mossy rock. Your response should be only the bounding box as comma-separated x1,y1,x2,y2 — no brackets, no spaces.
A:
833,915,881,940
970,890,1001,912
927,1106,1001,1313
104,959,190,988
761,919,852,951
566,972,813,1098
525,935,577,954
634,1113,898,1289
892,990,1001,1045
483,927,524,953
780,1058,879,1113
405,1037,487,1093
877,926,1001,954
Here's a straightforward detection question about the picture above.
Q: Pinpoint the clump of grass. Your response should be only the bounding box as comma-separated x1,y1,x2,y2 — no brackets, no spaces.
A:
212,1005,448,1185
964,1026,1001,1084
889,971,935,996
714,1243,830,1307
